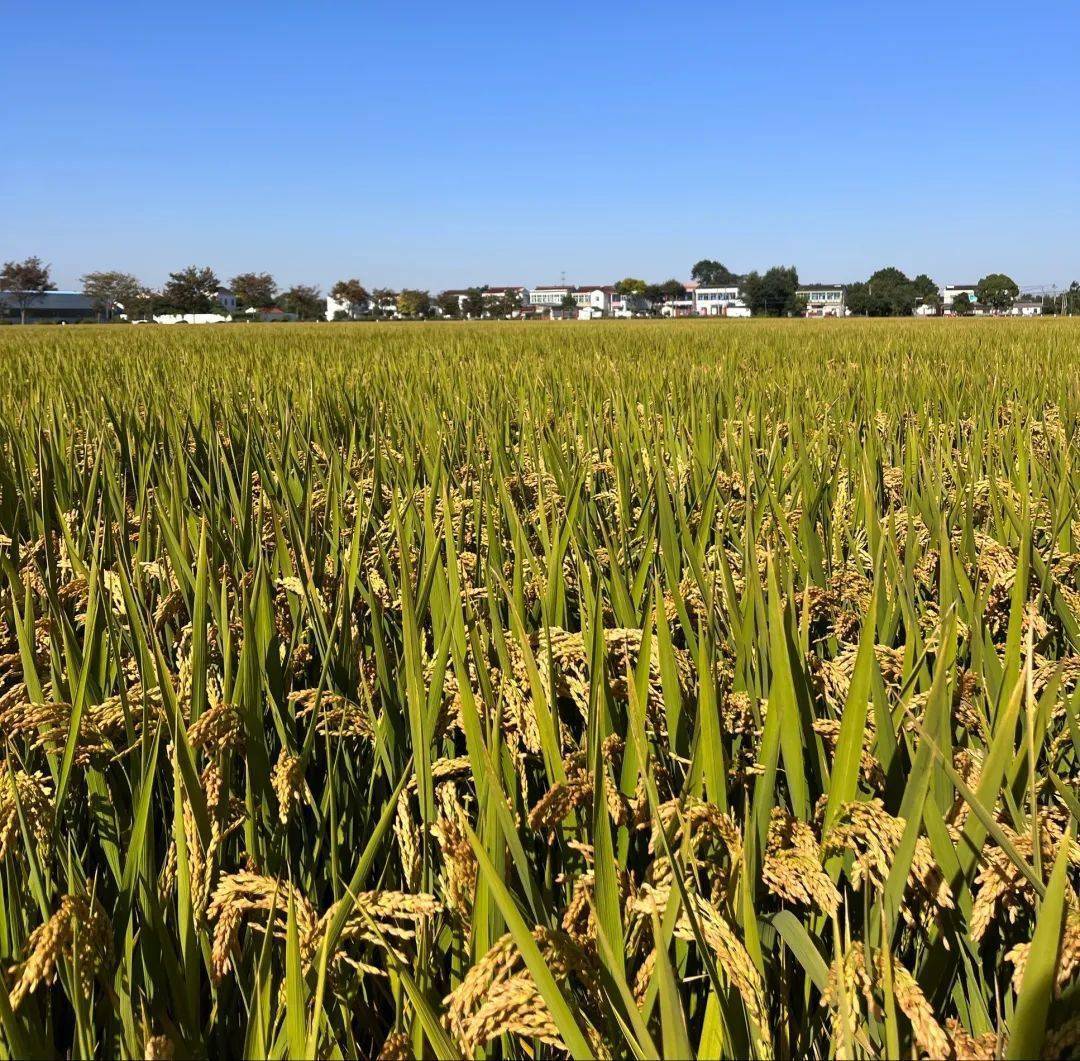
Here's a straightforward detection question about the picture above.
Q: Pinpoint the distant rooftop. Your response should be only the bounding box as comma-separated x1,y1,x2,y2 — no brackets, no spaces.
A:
0,290,95,309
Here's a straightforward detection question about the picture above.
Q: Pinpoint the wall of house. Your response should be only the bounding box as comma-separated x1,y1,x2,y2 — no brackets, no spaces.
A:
153,313,232,325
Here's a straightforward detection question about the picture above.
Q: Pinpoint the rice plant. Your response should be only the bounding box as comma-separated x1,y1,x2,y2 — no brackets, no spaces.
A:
0,318,1077,1059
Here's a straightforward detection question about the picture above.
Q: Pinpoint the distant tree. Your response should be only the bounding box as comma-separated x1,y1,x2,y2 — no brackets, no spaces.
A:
370,288,397,317
690,259,739,287
559,293,578,315
121,287,158,321
80,270,143,321
642,284,665,309
280,284,323,320
842,283,876,315
231,272,278,310
871,267,918,316
462,288,487,318
396,289,430,317
329,279,369,315
845,267,918,316
614,278,647,314
911,273,940,313
435,291,461,318
492,289,523,317
659,279,687,302
912,273,938,303
741,266,800,316
975,273,1019,313
161,266,221,314
0,256,56,324
952,292,975,315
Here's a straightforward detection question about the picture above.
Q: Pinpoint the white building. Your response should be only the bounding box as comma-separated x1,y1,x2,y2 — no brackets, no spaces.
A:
153,312,232,325
942,285,978,308
573,286,614,314
325,292,371,320
1010,300,1043,316
530,285,613,316
529,286,570,308
216,287,238,313
797,285,846,317
693,285,742,316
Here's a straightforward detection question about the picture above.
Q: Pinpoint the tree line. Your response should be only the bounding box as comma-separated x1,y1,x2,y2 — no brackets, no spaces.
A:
4,255,1079,322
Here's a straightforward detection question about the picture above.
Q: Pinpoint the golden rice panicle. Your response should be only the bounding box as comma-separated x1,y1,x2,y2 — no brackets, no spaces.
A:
207,872,320,982
444,931,519,1045
634,885,769,1048
333,888,441,954
823,942,952,1060
1042,1014,1080,1061
944,1019,998,1061
376,1030,413,1060
0,768,54,865
970,819,1078,941
188,701,243,752
290,688,375,741
444,927,599,1055
431,784,477,925
0,700,114,766
143,1035,175,1061
527,767,593,832
1004,896,1080,994
271,750,305,825
888,955,952,1059
763,806,841,916
9,893,111,1009
457,978,565,1057
822,798,954,922
393,790,421,892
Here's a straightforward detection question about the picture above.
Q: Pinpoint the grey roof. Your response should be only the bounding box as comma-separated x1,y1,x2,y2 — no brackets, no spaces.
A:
0,290,96,310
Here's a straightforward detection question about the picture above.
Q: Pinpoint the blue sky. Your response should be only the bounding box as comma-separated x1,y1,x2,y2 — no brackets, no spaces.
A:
4,1,1078,293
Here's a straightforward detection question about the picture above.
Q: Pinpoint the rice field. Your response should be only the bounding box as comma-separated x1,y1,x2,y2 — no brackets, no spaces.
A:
0,318,1078,1059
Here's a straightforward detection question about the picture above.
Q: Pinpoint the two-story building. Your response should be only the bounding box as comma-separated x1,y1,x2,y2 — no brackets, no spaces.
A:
529,285,614,317
529,286,570,308
797,284,846,317
693,285,742,316
573,286,615,315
